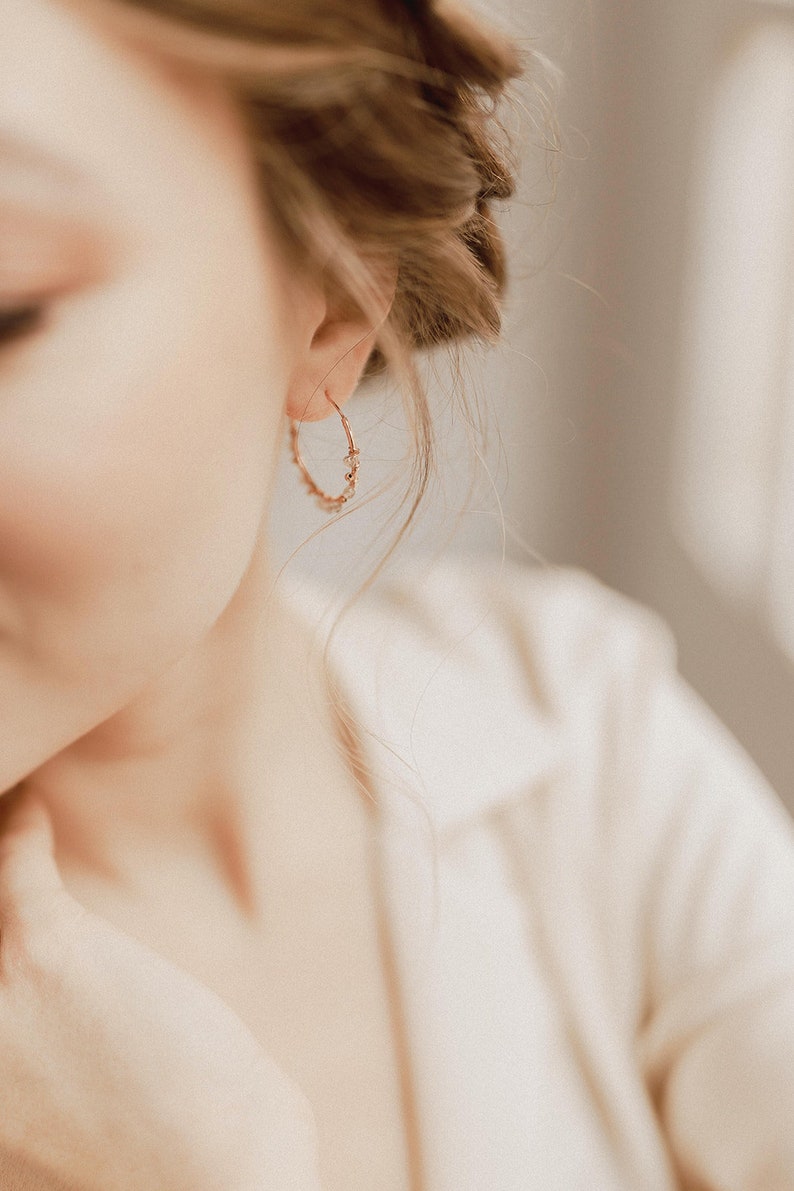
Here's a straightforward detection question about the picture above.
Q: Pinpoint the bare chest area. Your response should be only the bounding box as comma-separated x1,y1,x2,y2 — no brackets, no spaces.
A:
65,846,418,1191
228,912,416,1191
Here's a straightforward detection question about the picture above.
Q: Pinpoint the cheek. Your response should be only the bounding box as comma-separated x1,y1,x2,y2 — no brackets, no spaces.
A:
0,0,299,737
0,256,286,683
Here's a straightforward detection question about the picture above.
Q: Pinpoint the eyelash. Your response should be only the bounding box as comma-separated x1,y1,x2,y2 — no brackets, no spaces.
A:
0,304,46,348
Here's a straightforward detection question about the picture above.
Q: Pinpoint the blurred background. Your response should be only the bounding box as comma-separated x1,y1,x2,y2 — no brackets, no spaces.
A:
270,0,794,816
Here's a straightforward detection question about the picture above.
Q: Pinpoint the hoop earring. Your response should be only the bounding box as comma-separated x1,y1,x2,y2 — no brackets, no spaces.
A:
289,390,360,514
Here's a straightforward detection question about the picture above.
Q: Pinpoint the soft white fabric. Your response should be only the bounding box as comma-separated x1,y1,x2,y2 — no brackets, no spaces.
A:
293,558,794,1190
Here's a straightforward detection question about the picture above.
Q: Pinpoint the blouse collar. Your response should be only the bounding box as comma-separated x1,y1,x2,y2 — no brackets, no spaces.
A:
286,561,567,837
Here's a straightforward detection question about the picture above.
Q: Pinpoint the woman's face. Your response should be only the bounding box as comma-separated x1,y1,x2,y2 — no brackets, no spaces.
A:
0,0,312,790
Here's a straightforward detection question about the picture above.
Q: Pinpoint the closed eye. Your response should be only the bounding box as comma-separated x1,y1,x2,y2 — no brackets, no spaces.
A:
0,304,46,348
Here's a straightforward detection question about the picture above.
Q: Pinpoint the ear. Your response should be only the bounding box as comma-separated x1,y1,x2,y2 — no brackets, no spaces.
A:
285,264,397,424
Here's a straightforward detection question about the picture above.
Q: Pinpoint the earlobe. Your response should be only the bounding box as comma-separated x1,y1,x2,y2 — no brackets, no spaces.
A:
285,263,396,423
286,321,379,424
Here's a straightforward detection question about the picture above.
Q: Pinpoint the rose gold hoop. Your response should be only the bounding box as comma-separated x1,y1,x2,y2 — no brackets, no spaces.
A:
289,390,360,514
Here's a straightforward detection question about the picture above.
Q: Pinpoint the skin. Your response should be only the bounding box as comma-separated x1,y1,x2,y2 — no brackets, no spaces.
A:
0,792,326,1191
0,1,409,1188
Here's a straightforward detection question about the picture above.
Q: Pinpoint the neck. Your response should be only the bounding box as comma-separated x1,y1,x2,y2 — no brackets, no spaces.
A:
18,542,365,918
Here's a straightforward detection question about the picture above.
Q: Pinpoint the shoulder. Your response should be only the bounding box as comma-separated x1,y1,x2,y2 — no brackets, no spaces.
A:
362,554,678,689
299,556,683,833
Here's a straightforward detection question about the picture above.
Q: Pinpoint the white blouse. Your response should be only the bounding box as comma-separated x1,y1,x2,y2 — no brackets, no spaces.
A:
294,558,794,1190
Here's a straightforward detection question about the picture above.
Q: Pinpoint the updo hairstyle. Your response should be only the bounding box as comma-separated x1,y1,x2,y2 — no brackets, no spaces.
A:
82,0,537,527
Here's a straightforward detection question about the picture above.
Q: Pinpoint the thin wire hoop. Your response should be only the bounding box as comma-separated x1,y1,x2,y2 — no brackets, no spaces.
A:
289,390,360,514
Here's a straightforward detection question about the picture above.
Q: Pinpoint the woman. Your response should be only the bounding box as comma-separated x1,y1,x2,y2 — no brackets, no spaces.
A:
1,1,793,1188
